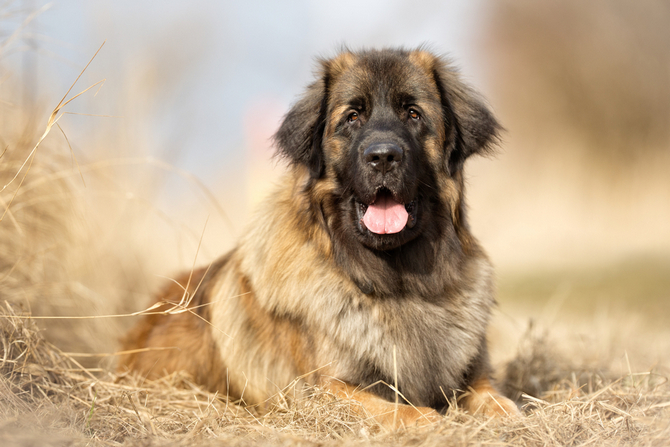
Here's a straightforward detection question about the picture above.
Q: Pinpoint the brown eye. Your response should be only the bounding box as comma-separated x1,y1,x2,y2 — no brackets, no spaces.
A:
408,108,420,120
348,111,359,123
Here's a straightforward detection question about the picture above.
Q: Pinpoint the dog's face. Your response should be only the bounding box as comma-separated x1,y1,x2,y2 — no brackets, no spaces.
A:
275,49,499,252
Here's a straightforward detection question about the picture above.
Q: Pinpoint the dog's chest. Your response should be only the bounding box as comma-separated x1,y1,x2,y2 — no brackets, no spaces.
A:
319,292,489,405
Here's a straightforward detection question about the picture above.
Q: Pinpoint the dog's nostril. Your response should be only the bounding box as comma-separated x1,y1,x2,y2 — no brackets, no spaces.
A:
364,143,403,173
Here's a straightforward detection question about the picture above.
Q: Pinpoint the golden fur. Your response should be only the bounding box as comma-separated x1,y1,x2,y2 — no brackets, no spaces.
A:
120,48,518,427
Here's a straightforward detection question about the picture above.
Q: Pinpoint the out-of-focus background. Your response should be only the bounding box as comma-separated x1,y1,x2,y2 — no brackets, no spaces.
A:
1,0,669,368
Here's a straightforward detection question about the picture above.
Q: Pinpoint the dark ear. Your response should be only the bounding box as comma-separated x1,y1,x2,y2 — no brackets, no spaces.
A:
432,57,501,174
273,74,328,178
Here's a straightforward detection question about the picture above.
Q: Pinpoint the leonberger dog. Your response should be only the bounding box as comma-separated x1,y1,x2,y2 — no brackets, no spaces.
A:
120,48,518,427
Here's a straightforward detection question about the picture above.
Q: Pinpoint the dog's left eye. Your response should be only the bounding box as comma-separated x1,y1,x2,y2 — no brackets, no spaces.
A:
348,111,359,123
408,108,420,120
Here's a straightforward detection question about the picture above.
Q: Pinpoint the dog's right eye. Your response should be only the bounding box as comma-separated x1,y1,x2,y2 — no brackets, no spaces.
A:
347,112,359,123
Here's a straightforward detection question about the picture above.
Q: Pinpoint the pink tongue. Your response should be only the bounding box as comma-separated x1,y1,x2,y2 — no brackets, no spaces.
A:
362,195,409,234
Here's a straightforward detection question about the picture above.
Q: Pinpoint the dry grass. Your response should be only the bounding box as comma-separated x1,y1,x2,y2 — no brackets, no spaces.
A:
0,302,379,445
1,301,670,446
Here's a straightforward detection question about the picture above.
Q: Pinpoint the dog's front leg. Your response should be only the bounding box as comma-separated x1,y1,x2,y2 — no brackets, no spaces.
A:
320,378,441,429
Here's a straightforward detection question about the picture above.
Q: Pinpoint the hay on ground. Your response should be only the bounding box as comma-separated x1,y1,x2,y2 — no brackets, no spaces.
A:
1,301,669,446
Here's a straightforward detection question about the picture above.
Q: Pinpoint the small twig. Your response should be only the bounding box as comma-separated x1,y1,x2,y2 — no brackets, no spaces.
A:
85,389,97,429
393,344,398,429
1,41,106,221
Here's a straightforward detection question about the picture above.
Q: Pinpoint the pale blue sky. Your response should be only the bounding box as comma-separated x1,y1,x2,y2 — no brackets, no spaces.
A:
8,0,491,185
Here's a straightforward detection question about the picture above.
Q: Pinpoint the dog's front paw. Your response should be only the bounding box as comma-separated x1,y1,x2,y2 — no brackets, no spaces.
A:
460,378,521,418
388,404,442,428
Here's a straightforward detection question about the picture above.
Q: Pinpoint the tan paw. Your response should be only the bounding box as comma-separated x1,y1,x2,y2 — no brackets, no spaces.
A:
460,378,521,418
320,378,442,429
387,404,442,428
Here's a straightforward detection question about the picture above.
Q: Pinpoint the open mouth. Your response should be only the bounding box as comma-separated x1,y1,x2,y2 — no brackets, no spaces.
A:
356,189,417,235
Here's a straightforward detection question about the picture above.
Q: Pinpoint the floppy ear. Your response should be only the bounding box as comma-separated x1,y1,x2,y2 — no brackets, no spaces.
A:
432,58,501,174
273,74,328,178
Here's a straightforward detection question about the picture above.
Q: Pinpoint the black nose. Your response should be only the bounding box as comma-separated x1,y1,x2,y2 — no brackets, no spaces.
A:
364,143,403,174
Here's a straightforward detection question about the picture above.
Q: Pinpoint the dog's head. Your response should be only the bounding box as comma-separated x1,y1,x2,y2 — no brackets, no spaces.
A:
274,48,499,252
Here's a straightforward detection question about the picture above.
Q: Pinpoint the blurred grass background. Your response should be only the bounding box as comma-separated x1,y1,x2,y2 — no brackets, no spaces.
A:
0,0,668,371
